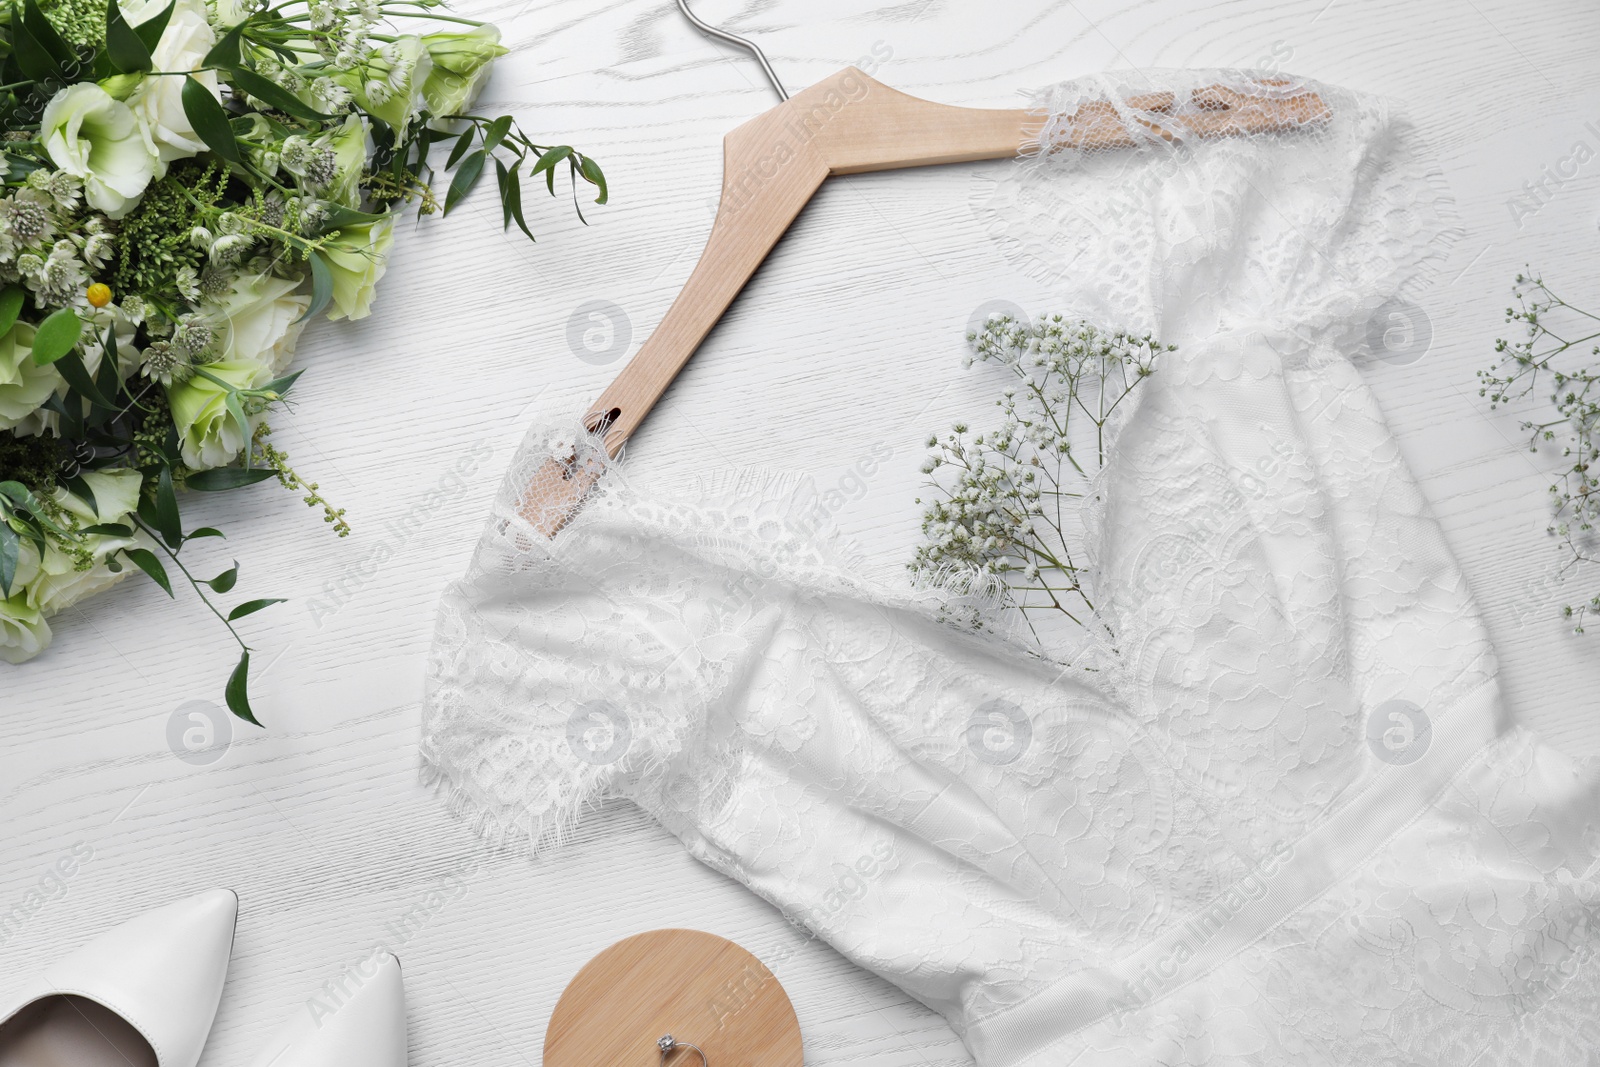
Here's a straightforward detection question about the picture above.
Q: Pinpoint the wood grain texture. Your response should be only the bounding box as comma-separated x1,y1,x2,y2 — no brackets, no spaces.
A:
544,929,802,1067
4,4,1600,1067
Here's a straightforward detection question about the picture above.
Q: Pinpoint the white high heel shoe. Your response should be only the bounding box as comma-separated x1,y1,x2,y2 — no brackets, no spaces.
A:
0,888,238,1067
248,951,407,1067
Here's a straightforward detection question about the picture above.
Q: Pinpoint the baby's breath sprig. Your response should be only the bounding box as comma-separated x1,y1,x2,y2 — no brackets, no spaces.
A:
912,314,1166,643
1481,270,1600,633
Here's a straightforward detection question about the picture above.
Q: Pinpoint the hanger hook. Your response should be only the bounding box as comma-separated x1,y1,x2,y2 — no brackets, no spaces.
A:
675,0,789,102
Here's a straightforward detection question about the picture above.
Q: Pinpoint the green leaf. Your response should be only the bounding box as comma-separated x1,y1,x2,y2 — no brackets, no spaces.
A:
227,597,284,621
309,204,386,236
105,0,153,73
54,349,117,408
207,560,239,593
226,649,260,725
81,522,133,536
0,523,18,599
187,526,225,539
481,114,512,155
258,368,303,397
182,75,241,163
202,19,245,68
0,286,25,337
11,22,62,83
578,155,608,205
153,465,181,549
131,0,176,53
123,547,173,597
495,156,511,230
445,149,485,215
224,65,330,121
63,474,98,516
30,307,82,366
445,125,476,170
504,161,533,242
95,327,121,396
184,467,277,491
299,249,332,323
24,0,76,65
531,145,572,177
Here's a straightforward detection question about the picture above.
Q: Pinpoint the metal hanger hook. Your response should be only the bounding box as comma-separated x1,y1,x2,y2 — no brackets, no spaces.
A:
675,0,789,102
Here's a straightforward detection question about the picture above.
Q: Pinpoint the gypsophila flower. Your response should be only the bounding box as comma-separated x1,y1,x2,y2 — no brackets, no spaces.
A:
1482,270,1600,633
911,314,1166,641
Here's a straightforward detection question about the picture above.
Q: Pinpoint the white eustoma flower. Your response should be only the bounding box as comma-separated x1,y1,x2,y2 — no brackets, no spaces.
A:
202,272,310,375
0,592,49,664
0,469,145,663
29,469,145,616
125,0,221,176
0,321,59,433
420,25,506,131
39,83,158,218
166,357,271,469
322,216,395,321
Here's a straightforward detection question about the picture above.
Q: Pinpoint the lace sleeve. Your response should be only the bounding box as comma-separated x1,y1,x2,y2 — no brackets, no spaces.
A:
421,419,997,852
974,69,1459,347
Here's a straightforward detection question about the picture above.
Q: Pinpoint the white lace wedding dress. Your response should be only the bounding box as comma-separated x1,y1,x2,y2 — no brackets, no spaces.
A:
423,71,1600,1066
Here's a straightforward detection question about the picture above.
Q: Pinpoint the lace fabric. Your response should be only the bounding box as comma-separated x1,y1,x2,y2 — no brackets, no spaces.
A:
424,71,1600,1066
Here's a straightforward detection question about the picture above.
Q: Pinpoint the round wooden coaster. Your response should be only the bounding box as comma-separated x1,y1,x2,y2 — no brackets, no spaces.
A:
544,929,803,1067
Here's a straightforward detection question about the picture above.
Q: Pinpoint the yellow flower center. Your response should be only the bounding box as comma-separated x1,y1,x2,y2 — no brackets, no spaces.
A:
86,283,112,308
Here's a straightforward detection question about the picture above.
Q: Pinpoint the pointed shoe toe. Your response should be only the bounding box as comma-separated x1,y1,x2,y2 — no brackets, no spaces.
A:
0,888,238,1067
250,952,407,1067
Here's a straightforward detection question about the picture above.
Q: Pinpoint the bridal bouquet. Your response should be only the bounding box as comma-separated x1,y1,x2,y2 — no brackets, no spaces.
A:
0,0,605,720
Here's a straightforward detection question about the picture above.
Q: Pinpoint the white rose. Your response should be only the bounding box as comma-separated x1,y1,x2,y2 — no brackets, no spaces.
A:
125,0,220,176
39,83,158,218
202,273,310,375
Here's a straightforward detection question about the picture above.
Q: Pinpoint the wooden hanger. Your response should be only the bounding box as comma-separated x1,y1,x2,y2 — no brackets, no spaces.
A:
519,7,1330,535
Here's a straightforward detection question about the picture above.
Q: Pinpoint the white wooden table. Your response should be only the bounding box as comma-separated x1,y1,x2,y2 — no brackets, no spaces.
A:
6,1,1600,1064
